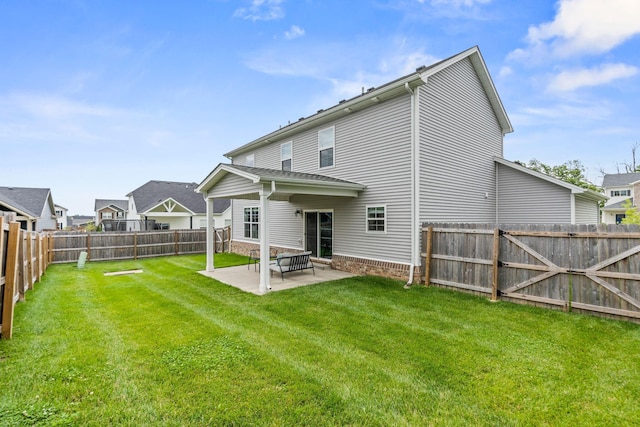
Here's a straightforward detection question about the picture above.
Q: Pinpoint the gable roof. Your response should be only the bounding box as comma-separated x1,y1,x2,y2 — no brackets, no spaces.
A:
197,164,366,201
225,46,512,159
494,158,608,202
128,180,206,214
94,199,128,212
602,173,640,187
0,186,55,218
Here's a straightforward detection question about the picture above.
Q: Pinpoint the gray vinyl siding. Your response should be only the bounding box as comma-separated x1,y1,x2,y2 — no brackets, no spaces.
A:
497,164,572,224
231,95,414,264
419,57,503,223
209,173,260,200
574,195,600,224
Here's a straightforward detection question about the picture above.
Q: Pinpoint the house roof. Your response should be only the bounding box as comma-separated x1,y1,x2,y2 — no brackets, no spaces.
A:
494,158,608,202
601,198,632,210
0,186,55,219
197,164,366,200
602,173,640,188
128,180,208,214
225,46,512,159
94,199,128,212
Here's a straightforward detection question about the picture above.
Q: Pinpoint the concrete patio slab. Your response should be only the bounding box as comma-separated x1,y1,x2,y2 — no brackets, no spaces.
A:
198,263,356,295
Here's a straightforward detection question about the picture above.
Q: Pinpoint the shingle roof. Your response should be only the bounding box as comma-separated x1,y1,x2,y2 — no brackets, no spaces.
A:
602,197,633,210
602,173,640,187
129,180,207,214
0,186,52,218
94,199,128,212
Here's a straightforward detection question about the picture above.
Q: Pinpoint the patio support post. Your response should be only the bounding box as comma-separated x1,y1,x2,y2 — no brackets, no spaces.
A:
206,197,215,272
259,184,271,294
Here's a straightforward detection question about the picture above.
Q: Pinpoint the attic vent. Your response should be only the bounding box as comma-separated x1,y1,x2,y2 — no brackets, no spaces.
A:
317,109,323,113
338,99,346,104
416,65,427,73
367,87,375,92
298,117,304,121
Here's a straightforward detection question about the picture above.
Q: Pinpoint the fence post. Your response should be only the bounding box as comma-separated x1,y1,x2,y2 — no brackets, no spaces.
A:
423,225,433,286
134,232,138,260
26,232,33,292
491,227,500,301
86,233,91,260
2,222,21,339
174,230,179,255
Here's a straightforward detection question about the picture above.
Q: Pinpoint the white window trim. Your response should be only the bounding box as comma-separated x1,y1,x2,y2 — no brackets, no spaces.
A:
365,205,387,234
318,126,335,169
281,141,293,171
246,153,255,167
243,206,259,240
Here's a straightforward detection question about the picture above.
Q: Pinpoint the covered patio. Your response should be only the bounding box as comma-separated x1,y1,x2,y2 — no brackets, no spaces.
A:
198,263,357,295
196,164,366,294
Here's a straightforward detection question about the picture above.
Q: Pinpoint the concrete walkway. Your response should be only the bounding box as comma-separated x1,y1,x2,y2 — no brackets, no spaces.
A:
198,263,356,295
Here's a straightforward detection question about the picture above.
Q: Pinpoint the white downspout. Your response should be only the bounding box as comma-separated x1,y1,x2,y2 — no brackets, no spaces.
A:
404,82,417,287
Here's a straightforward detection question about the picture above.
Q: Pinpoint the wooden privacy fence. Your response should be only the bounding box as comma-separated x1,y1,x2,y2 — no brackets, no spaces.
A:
1,215,50,339
422,223,640,322
50,226,231,263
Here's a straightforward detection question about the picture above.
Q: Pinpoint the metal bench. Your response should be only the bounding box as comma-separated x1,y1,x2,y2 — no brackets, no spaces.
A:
268,251,315,280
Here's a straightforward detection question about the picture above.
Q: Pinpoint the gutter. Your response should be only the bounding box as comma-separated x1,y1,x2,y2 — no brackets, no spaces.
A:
404,82,417,288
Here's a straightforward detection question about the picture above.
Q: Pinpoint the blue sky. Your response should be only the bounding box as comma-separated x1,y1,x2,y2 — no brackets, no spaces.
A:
1,0,639,215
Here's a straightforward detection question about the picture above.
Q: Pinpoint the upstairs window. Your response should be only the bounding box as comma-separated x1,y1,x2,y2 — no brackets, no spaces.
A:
611,190,631,197
366,206,386,233
244,207,259,239
246,153,255,167
281,141,292,171
101,212,112,220
318,126,334,168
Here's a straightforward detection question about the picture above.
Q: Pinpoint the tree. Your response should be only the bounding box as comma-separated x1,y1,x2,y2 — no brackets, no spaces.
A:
621,200,640,225
516,159,601,192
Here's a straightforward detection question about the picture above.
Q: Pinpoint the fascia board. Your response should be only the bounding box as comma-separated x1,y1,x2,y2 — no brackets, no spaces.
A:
141,197,195,215
196,164,260,194
261,177,365,191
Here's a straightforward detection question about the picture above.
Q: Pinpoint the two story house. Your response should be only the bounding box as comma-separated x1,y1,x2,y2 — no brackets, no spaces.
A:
54,204,68,230
601,173,640,224
196,46,605,293
94,199,128,230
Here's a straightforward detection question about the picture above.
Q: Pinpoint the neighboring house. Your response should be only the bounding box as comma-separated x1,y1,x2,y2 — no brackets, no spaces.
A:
600,173,640,224
196,46,607,293
54,204,68,230
69,215,94,230
126,180,231,231
94,199,128,229
0,186,58,231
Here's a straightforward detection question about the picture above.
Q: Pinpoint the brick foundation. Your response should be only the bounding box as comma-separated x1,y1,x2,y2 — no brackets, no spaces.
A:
332,255,421,284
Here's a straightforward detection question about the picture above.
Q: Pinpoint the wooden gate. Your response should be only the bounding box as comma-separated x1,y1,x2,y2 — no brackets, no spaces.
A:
422,223,640,321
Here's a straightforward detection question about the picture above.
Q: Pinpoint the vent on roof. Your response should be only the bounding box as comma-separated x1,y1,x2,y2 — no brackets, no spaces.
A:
338,99,346,104
416,65,427,73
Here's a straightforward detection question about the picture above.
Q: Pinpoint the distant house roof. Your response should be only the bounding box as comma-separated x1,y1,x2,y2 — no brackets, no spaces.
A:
602,173,640,187
128,180,208,214
0,186,55,218
94,199,128,212
601,198,632,210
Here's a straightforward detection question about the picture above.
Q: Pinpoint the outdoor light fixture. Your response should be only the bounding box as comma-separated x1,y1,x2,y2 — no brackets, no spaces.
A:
295,209,302,217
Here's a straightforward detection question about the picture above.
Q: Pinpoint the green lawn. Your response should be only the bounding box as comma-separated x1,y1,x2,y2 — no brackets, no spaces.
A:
1,254,639,426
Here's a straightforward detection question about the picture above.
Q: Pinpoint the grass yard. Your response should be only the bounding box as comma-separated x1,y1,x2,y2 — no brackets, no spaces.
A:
1,254,639,426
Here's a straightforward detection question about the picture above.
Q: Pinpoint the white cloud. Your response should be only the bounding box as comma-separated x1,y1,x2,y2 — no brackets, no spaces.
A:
520,0,640,58
284,25,305,40
8,93,127,119
547,63,639,92
233,0,285,22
